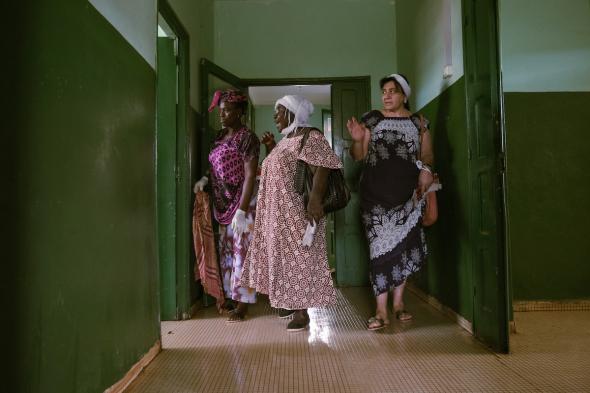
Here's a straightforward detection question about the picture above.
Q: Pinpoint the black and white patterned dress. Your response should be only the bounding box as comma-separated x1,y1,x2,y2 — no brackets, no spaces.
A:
360,110,428,296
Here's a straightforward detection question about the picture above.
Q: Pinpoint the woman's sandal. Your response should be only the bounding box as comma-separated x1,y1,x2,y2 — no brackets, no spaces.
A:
226,310,246,323
367,316,390,331
395,310,413,322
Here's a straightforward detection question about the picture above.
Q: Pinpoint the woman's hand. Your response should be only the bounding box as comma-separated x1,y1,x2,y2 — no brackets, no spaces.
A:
194,176,208,193
417,169,434,199
306,196,324,224
260,131,275,146
346,117,368,142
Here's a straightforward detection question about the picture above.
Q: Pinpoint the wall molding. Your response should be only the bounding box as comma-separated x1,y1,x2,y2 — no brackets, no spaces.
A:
513,300,590,312
104,339,161,393
407,284,473,334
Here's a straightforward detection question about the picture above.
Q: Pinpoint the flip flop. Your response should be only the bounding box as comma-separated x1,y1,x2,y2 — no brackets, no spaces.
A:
395,310,413,322
367,316,390,331
226,311,246,323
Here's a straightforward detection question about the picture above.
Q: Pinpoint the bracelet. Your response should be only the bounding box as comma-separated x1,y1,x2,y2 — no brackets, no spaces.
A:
416,160,432,173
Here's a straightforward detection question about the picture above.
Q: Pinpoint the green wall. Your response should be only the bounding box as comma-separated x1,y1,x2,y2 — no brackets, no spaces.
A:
8,1,160,391
395,0,472,319
499,0,590,92
413,78,473,320
213,0,396,106
396,0,464,109
169,0,215,109
499,0,590,300
504,92,590,300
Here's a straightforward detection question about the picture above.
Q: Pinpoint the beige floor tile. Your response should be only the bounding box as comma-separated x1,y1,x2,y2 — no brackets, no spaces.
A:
126,287,589,393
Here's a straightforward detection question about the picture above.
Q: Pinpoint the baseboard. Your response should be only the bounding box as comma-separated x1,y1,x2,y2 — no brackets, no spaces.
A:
513,299,590,312
407,284,473,334
104,339,161,393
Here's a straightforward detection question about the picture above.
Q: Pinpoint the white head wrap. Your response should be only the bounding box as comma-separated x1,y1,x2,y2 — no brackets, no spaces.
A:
388,73,412,98
274,95,314,135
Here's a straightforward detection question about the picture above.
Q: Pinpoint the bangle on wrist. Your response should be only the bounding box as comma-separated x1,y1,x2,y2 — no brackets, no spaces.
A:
416,160,432,173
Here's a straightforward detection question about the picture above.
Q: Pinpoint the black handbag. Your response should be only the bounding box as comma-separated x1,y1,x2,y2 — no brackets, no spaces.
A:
293,128,351,214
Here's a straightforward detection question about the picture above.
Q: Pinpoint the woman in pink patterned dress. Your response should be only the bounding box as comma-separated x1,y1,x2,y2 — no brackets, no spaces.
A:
240,95,342,332
194,89,260,322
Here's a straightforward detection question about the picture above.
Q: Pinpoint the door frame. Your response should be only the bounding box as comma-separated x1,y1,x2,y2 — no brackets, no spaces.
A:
198,59,371,286
157,0,192,320
462,0,509,352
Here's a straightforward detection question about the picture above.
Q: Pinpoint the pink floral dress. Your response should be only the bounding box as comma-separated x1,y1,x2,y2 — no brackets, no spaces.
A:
240,131,342,310
209,127,260,303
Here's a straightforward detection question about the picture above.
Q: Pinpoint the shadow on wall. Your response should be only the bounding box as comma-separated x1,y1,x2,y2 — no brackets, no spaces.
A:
3,3,25,391
415,77,471,319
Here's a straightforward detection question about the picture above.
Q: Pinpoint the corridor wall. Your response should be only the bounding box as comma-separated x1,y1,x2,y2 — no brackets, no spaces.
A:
395,0,473,321
500,0,590,300
5,1,160,391
213,0,397,106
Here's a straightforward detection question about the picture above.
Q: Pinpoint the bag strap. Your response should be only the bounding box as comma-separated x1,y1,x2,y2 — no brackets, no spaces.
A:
411,113,427,161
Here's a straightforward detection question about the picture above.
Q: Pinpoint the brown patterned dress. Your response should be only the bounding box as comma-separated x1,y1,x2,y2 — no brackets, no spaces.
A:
240,130,342,310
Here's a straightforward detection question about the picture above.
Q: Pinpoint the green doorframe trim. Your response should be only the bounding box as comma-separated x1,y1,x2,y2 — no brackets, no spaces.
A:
243,76,371,89
159,0,192,319
462,0,509,352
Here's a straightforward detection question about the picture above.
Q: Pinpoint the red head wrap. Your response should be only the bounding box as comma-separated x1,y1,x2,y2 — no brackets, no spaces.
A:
208,89,248,112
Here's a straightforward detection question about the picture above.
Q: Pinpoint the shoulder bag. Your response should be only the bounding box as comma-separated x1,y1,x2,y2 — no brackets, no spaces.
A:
293,129,351,214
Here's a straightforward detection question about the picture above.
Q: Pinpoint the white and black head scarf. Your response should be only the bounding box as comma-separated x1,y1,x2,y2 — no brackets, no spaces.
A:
275,95,314,136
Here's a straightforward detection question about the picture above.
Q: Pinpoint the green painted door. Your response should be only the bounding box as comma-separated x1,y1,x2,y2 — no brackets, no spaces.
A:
462,0,509,352
331,80,371,286
157,37,178,320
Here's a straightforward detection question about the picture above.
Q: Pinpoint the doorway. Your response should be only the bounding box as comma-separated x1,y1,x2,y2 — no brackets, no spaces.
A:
156,1,191,321
199,59,371,287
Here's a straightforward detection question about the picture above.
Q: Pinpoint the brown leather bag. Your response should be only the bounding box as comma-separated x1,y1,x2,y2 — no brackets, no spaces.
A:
417,115,439,227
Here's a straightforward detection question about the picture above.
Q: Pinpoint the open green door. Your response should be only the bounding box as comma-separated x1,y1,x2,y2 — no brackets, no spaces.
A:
462,0,509,352
331,79,371,286
157,37,178,320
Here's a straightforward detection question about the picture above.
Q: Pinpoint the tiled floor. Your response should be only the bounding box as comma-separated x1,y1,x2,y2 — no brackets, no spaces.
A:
126,288,590,392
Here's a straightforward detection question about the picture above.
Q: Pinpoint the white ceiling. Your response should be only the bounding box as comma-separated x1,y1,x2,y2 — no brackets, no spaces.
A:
248,85,331,106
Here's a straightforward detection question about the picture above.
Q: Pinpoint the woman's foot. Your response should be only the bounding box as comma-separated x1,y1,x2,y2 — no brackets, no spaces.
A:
394,309,412,322
393,302,412,322
221,299,236,313
227,302,248,323
277,308,295,319
367,316,390,331
287,310,309,332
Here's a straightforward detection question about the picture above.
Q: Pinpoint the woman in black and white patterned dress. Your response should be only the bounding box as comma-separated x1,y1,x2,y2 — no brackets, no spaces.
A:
347,74,434,331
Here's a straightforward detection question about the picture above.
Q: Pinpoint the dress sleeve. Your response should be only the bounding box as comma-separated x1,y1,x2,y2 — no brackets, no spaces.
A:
360,110,384,131
237,129,261,162
298,130,343,169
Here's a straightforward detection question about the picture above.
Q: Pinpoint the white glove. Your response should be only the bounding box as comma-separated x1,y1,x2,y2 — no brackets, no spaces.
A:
230,209,248,238
193,176,208,193
301,220,317,247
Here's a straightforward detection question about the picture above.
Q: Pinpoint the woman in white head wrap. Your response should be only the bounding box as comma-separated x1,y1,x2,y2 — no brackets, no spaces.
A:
347,74,437,331
239,95,343,332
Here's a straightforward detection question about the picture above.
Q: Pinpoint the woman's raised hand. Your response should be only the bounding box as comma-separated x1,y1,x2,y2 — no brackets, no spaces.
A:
260,131,275,146
346,117,368,142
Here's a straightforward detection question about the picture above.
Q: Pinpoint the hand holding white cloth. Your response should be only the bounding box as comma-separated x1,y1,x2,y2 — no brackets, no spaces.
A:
194,176,208,193
301,220,317,247
231,209,248,238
